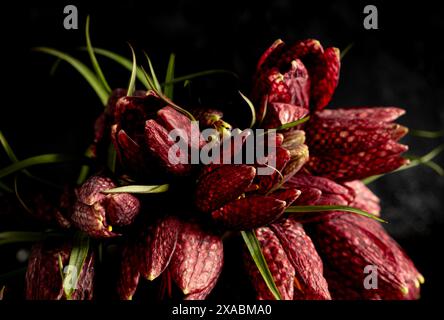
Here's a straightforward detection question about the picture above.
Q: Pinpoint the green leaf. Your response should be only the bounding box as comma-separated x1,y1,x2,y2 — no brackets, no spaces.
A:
33,47,109,106
0,154,80,179
14,175,32,214
164,53,176,99
102,184,169,194
76,145,95,185
127,44,138,96
107,142,117,174
285,205,386,223
409,129,444,139
62,232,90,300
239,91,256,128
0,130,19,162
141,67,196,121
86,47,151,89
422,161,444,176
162,69,238,85
241,230,282,300
0,231,44,246
340,43,354,60
274,116,310,130
85,16,111,93
144,52,162,92
0,181,13,193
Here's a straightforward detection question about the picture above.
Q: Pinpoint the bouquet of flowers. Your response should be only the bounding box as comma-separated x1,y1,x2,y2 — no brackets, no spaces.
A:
1,19,442,300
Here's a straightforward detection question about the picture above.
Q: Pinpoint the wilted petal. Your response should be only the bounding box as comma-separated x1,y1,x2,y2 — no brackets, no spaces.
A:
117,245,141,300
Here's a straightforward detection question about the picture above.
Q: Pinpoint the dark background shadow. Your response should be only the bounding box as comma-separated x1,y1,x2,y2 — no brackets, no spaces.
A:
0,0,443,301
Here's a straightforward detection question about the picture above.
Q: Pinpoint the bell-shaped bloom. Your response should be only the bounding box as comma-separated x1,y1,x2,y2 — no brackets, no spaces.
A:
305,107,409,181
244,219,331,300
71,175,141,238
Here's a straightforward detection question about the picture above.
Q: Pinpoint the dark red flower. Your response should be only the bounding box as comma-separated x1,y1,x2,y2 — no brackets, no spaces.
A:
71,175,140,238
244,219,330,300
305,107,409,181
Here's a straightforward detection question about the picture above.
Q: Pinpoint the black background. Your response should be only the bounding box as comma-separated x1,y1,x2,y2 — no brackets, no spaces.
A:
0,0,443,303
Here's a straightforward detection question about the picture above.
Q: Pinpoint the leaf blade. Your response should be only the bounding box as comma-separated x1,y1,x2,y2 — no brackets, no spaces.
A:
164,53,176,99
102,184,170,194
239,91,256,128
285,205,386,223
85,16,111,93
241,230,282,300
33,47,109,105
0,154,80,179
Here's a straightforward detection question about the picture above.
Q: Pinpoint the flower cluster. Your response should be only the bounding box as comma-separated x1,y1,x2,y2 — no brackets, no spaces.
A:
17,38,423,301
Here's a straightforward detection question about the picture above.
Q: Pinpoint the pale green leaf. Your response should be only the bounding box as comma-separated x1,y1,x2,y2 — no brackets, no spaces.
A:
33,47,109,105
239,91,256,128
85,16,111,93
86,47,150,89
285,205,386,223
241,230,282,300
144,52,162,92
62,232,90,299
102,184,170,194
0,154,80,179
409,129,444,139
127,44,137,96
164,53,176,99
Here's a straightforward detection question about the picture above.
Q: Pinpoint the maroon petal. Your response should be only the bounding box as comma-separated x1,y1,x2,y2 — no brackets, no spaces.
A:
270,219,331,299
196,164,256,213
344,180,381,216
318,107,405,123
117,245,141,300
211,195,286,229
306,141,409,181
140,216,181,281
106,193,141,226
145,119,191,175
170,222,223,296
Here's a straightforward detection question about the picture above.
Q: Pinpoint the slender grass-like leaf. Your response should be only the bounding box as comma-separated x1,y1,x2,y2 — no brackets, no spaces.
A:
0,232,44,246
144,52,162,92
285,205,386,223
241,230,282,300
422,161,444,176
340,43,354,60
0,286,4,299
0,154,80,179
127,44,137,96
274,116,310,130
363,144,444,184
62,232,90,300
162,69,238,85
409,129,444,139
256,95,268,128
0,181,13,193
0,130,19,162
86,47,151,89
164,53,176,99
85,16,111,93
76,145,95,185
14,175,32,214
141,67,196,121
239,91,256,128
102,184,169,194
33,47,109,105
107,143,117,174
